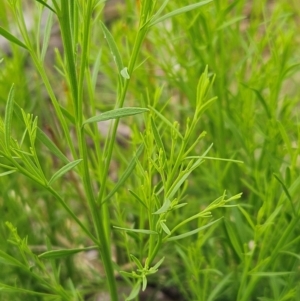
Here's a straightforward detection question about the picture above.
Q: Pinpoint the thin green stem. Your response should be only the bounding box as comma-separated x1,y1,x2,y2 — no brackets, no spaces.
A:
77,0,93,125
31,56,77,159
97,26,148,205
238,217,299,301
77,126,119,301
59,1,79,119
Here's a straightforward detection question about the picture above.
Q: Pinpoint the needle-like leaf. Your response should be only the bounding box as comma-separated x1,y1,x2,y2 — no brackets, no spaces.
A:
4,85,15,152
48,159,82,185
0,27,28,50
149,1,213,27
38,246,97,259
83,107,149,125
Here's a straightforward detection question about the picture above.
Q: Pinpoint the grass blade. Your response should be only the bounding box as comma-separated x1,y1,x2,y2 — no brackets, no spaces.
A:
151,117,166,161
36,127,69,164
217,16,246,31
0,170,17,177
41,10,54,61
207,273,232,301
153,199,171,215
130,254,144,270
128,189,148,208
102,144,144,203
34,0,56,14
0,27,28,50
38,246,97,259
0,250,27,269
149,106,183,139
280,251,300,260
224,219,243,260
4,84,15,152
241,83,271,119
249,272,294,277
151,0,169,21
273,173,296,216
149,0,213,27
167,218,222,241
48,159,82,185
0,284,58,297
126,281,141,301
83,107,149,125
167,144,213,199
100,21,124,74
113,226,158,235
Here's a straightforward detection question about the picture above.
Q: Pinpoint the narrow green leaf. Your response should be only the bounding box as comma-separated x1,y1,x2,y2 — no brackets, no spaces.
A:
0,250,27,269
273,173,295,216
207,273,232,301
167,166,198,200
46,186,98,244
149,106,183,139
41,10,54,61
167,218,222,241
142,276,147,291
276,121,293,160
151,117,166,160
280,251,300,260
153,199,171,215
197,66,210,105
48,159,82,185
0,170,17,177
224,219,243,260
198,97,217,116
237,205,255,230
113,226,158,235
38,246,97,259
36,127,69,164
149,0,213,27
241,83,271,119
160,221,171,235
83,107,149,125
167,144,213,199
152,257,165,270
0,283,57,297
128,189,148,208
249,271,294,277
172,203,187,210
60,105,76,124
130,254,143,270
34,0,56,13
185,156,243,164
217,16,246,30
11,148,33,157
0,163,15,170
151,0,169,22
92,50,102,89
126,281,141,301
102,144,144,203
120,271,139,278
100,21,124,73
4,84,15,152
0,27,28,50
259,205,283,234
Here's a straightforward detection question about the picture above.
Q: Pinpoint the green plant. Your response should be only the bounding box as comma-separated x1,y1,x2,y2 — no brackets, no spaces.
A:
1,0,299,300
0,1,243,301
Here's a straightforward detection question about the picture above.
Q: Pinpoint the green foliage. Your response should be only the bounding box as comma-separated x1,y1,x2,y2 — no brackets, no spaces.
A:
0,0,299,300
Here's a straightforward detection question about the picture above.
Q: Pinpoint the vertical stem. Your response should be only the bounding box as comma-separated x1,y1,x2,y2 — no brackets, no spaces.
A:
58,1,119,299
74,1,119,299
97,27,148,205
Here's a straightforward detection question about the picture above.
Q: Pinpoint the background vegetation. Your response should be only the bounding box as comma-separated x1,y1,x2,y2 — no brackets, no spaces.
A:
0,0,300,300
